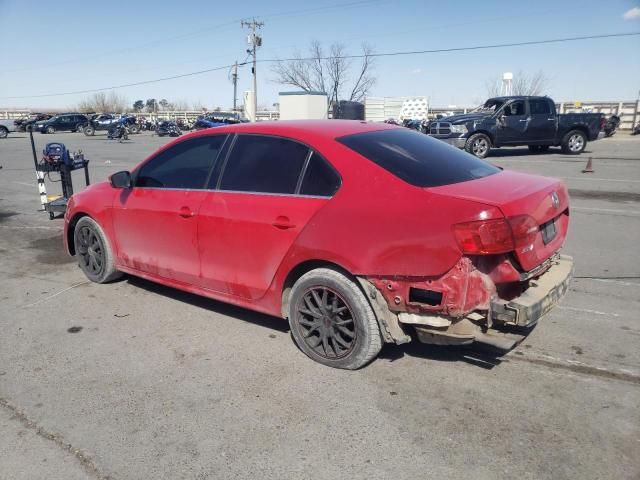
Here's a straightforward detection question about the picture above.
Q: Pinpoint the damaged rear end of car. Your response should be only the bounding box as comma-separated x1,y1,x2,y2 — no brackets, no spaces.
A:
338,128,573,351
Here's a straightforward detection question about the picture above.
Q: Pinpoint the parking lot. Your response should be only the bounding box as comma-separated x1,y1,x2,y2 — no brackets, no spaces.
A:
1,130,639,479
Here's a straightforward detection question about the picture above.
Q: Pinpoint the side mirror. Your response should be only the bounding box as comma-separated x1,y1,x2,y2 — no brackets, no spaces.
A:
110,170,132,189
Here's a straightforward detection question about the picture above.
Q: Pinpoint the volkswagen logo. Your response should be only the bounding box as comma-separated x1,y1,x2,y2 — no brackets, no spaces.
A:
551,191,560,209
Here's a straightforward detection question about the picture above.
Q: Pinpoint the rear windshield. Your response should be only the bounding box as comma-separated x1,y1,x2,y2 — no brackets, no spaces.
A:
336,128,499,188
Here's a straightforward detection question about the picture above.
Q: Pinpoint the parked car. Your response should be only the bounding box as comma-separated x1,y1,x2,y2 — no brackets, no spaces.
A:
0,118,18,138
427,96,604,158
84,114,139,135
33,113,88,134
14,113,52,132
64,121,573,369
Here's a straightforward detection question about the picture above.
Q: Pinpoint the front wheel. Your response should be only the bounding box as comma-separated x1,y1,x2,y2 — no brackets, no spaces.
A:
561,130,587,154
128,124,140,134
288,268,382,370
75,123,85,133
0,127,8,139
465,133,491,158
73,216,122,283
84,125,95,136
46,126,55,134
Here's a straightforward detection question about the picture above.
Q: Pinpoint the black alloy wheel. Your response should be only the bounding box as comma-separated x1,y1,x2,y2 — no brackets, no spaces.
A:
295,286,357,359
76,224,105,278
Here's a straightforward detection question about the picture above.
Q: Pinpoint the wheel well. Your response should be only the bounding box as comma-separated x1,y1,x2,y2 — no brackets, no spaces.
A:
470,130,494,145
66,212,89,255
280,260,352,318
566,126,589,139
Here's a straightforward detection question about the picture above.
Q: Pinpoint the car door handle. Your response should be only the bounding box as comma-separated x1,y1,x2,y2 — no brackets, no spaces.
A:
547,118,556,121
519,119,529,122
272,216,295,230
178,206,195,218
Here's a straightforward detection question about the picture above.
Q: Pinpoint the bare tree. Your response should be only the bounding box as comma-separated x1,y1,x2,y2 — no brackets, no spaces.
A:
485,70,550,97
271,41,376,104
78,91,128,113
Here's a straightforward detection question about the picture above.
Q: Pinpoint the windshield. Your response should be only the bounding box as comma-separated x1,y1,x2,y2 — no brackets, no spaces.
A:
337,128,499,188
475,99,504,113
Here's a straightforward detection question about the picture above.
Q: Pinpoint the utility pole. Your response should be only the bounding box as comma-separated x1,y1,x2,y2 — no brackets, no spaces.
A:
241,18,263,122
232,61,238,113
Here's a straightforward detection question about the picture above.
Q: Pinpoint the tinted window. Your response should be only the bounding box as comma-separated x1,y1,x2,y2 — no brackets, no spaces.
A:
337,129,499,188
300,153,341,196
220,135,309,194
504,101,525,116
530,99,552,115
136,135,227,189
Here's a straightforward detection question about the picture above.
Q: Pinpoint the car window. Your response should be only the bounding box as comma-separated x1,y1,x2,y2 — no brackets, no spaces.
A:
504,101,525,116
337,128,500,188
135,135,227,189
530,99,552,115
219,135,310,194
300,152,341,197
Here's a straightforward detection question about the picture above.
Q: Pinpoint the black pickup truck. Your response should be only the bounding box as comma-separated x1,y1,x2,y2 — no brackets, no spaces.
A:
427,96,604,158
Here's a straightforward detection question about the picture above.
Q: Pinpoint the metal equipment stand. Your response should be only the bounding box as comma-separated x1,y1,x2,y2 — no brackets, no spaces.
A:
30,130,90,219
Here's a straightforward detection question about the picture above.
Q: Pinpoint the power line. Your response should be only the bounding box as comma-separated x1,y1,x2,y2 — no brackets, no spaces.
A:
2,0,385,74
260,32,640,63
1,32,637,100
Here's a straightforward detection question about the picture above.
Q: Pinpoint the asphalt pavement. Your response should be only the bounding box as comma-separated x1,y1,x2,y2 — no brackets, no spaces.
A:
0,129,639,480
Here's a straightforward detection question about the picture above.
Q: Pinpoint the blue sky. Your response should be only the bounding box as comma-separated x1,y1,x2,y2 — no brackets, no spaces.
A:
1,0,639,110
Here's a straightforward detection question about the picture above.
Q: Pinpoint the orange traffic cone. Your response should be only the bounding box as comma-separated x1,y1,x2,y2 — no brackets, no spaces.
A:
582,156,594,173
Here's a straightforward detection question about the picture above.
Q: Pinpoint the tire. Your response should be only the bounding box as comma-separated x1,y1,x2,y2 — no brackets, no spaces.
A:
128,124,139,134
75,123,85,133
287,268,382,370
561,130,587,155
73,216,122,284
465,133,491,159
25,124,33,132
528,145,550,153
84,126,95,136
46,126,55,134
0,127,7,139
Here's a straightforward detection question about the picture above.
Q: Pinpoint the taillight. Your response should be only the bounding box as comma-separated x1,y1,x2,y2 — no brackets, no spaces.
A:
453,218,514,254
453,215,539,255
508,214,538,253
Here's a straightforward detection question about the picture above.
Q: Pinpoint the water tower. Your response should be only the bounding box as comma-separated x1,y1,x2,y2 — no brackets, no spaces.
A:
502,72,513,96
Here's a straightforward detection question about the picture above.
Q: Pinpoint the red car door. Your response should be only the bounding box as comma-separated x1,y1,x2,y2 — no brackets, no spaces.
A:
197,135,341,299
111,135,228,285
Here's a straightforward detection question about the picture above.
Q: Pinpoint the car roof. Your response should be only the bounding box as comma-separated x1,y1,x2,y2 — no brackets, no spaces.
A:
487,96,550,102
182,120,399,142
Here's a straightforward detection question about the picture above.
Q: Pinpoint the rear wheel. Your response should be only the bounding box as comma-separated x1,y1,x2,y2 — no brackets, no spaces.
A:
288,268,382,369
0,127,8,139
73,216,122,284
465,133,491,158
84,126,95,136
128,124,140,134
561,130,586,154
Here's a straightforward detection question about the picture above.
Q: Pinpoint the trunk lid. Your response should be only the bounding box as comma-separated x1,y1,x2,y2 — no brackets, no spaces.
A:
429,170,570,272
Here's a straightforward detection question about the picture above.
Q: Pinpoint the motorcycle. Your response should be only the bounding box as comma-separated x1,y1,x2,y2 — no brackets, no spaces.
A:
107,123,129,142
156,121,181,137
603,114,621,137
631,123,640,136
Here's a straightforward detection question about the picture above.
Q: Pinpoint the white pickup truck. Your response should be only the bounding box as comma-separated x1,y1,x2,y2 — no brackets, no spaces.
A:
0,119,18,139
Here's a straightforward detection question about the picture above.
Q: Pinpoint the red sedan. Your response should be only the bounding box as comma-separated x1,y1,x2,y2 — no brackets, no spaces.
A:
64,120,573,369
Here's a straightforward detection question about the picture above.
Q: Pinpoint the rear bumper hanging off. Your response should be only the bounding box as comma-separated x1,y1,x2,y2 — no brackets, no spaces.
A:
491,254,574,327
